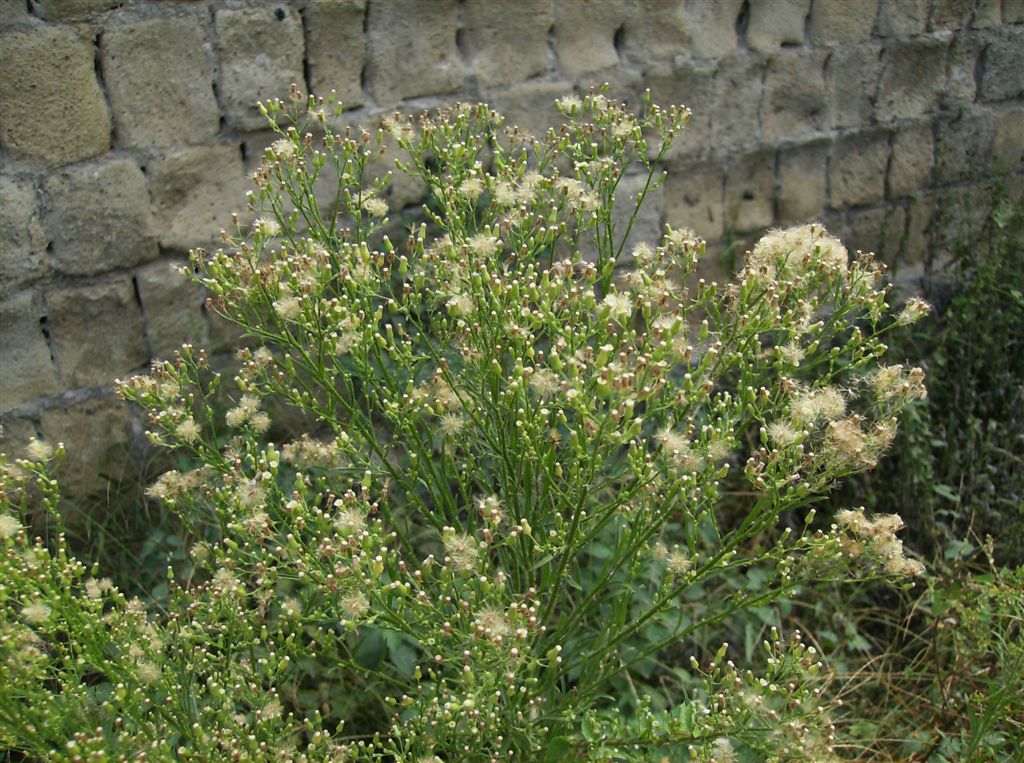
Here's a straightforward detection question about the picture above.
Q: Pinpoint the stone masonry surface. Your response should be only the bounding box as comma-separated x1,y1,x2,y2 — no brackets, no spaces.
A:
0,0,1021,503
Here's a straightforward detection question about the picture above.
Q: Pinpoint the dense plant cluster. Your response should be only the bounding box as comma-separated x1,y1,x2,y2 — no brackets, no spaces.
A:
2,91,935,761
844,195,1024,564
814,193,1024,761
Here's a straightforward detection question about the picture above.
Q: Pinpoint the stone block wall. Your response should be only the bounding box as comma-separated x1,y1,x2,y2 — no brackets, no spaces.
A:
1,0,1022,502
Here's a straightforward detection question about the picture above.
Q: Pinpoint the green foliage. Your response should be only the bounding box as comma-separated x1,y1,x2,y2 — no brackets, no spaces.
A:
840,194,1024,565
3,91,932,761
71,460,184,605
811,192,1024,761
829,559,1023,762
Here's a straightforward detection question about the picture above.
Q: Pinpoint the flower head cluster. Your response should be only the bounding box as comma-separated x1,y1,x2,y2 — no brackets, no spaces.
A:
837,507,925,576
791,386,846,426
225,394,270,432
746,224,848,282
895,296,932,326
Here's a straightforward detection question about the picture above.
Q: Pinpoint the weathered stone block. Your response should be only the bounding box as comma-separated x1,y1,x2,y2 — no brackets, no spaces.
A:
712,55,764,151
876,37,949,123
989,106,1024,173
904,194,934,263
136,259,208,361
464,0,549,88
623,0,743,62
43,159,157,277
972,0,1002,28
0,27,110,165
830,131,890,208
0,174,47,297
366,0,466,103
888,123,933,198
644,61,715,159
943,32,985,109
979,28,1024,102
724,150,775,234
215,5,305,130
553,0,625,77
305,0,365,106
490,81,567,140
746,0,809,53
148,144,249,251
664,162,725,241
935,112,995,186
101,12,219,149
875,0,928,36
621,1,690,62
928,0,974,31
848,204,907,261
1,0,30,23
39,397,135,500
0,290,59,410
30,0,119,20
681,0,744,59
47,277,148,389
762,50,828,143
810,0,879,45
825,44,882,130
778,142,829,224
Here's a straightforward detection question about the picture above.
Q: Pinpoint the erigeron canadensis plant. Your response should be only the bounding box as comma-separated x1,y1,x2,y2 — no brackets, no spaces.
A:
1,88,931,761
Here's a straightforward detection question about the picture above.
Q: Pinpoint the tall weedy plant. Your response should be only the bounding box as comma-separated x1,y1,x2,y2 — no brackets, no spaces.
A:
1,90,930,761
